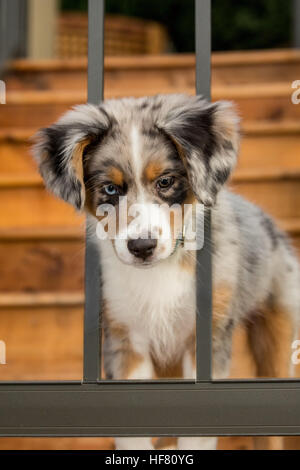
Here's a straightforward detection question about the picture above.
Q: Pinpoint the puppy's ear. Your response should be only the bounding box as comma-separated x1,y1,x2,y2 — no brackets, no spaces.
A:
157,95,240,206
33,104,111,210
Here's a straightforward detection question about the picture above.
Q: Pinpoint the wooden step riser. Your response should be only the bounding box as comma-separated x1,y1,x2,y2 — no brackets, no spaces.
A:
291,233,300,254
4,60,300,91
235,97,298,122
1,95,299,128
2,134,300,175
212,63,300,86
0,305,83,381
0,178,300,227
230,178,300,219
0,239,84,293
1,301,300,382
238,135,300,170
0,438,114,451
0,187,83,228
1,229,299,293
0,142,37,174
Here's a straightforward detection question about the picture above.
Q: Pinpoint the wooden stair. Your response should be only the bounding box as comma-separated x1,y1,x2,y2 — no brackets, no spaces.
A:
0,227,84,293
4,49,300,90
0,49,300,391
1,147,300,224
0,292,84,381
2,121,300,175
0,82,298,128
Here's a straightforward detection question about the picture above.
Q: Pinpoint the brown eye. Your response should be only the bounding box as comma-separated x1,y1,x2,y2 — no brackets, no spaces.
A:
157,176,175,190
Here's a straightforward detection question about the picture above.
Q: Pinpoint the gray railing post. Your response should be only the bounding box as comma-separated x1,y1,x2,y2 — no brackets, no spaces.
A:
83,0,105,384
195,0,212,382
293,0,300,48
0,0,27,73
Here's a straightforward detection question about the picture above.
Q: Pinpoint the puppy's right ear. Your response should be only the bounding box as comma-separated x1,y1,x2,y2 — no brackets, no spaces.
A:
33,104,111,211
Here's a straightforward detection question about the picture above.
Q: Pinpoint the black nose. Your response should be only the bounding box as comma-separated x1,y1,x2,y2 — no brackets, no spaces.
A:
127,238,157,260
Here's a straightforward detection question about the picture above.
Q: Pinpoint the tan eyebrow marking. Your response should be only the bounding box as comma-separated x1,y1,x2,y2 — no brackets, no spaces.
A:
108,167,124,186
144,162,163,182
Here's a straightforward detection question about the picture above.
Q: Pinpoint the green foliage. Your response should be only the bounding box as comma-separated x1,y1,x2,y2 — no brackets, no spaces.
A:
60,0,292,52
212,0,292,51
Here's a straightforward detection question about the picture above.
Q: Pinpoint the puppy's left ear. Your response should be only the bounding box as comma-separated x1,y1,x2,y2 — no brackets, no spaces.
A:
158,95,240,206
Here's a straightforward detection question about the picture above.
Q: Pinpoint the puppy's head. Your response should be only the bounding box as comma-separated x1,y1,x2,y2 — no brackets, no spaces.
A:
33,94,239,267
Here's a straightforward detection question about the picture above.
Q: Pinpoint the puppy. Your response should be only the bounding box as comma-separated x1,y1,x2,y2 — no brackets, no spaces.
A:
33,94,300,450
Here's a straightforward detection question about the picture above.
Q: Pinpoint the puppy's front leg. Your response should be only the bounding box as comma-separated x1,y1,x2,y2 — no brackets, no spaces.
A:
177,351,218,450
110,345,155,450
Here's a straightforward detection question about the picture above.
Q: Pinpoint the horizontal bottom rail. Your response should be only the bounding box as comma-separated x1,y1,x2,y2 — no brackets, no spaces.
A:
0,380,300,437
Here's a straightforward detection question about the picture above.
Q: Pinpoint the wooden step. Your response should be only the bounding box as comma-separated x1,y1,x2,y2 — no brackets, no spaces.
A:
0,82,298,128
0,297,83,381
1,435,299,451
0,293,299,385
0,184,82,228
0,291,84,307
0,215,299,294
279,219,300,254
0,437,115,450
238,121,300,170
212,49,300,86
0,231,84,293
0,168,300,224
231,169,300,220
1,121,300,177
4,49,300,91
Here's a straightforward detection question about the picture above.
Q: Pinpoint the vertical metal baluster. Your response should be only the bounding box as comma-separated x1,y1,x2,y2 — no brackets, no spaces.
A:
195,0,212,382
293,0,300,48
83,0,105,383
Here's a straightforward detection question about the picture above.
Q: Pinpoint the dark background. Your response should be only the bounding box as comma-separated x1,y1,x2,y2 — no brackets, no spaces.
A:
61,0,292,52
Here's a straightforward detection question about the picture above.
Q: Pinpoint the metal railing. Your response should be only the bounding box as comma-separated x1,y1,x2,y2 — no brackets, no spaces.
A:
0,0,300,438
0,0,27,73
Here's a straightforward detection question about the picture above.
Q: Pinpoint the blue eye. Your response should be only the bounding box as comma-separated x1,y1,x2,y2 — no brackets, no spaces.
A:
105,184,118,196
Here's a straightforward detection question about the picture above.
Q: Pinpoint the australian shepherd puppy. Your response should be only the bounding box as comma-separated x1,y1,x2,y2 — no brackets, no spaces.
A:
34,94,299,450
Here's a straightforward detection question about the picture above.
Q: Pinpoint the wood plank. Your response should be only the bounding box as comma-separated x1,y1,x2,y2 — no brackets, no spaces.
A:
3,82,294,102
239,134,300,170
0,238,84,292
1,170,300,222
0,305,83,381
0,225,298,294
0,434,299,450
4,50,300,92
1,82,298,127
0,437,115,450
6,49,300,73
2,122,300,177
0,226,83,240
0,186,82,228
0,176,299,226
231,177,300,219
0,292,84,307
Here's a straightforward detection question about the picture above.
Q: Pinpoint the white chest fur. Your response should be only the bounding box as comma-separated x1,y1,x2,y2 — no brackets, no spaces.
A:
99,240,195,363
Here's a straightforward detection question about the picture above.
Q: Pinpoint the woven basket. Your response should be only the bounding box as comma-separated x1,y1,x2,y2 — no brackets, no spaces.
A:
56,13,169,58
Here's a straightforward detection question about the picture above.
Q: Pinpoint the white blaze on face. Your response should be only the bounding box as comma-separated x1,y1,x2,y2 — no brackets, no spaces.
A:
130,124,144,196
113,125,174,266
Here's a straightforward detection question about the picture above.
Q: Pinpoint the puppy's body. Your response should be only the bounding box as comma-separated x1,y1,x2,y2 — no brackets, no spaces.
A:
99,189,299,381
34,94,300,450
